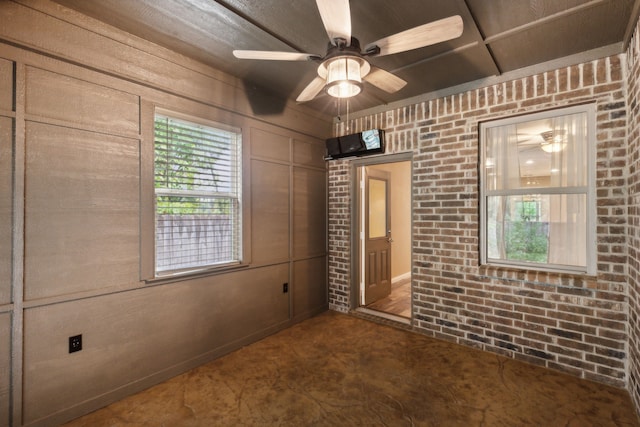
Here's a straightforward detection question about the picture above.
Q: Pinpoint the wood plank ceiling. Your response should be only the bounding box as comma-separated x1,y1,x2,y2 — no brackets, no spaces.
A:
52,0,639,116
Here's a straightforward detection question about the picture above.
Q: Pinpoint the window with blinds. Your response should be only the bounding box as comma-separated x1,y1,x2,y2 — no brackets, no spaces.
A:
154,113,242,276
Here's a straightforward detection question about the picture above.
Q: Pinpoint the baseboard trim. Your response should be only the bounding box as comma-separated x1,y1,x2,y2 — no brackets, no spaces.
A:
392,272,411,285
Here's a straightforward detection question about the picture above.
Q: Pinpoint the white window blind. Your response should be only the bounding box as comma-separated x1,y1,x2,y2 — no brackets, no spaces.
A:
154,113,242,276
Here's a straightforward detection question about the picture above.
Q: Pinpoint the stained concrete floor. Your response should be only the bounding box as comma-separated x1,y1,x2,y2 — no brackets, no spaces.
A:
65,311,640,426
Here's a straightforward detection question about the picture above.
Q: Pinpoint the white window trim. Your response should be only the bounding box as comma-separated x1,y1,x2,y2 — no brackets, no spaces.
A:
153,108,243,278
479,104,597,276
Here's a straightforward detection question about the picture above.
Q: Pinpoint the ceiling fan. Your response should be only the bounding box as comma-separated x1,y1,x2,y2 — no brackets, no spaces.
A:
233,0,463,103
517,129,567,153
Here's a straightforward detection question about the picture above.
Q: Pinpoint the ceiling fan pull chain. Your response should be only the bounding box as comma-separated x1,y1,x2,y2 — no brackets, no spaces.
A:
346,98,350,134
335,98,342,136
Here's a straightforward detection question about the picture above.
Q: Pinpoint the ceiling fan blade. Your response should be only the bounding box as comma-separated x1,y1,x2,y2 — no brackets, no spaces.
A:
365,15,463,56
296,76,326,102
233,50,315,61
316,0,351,45
364,67,407,93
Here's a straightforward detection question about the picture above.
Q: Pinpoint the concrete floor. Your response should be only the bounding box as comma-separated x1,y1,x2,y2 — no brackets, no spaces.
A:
65,311,640,426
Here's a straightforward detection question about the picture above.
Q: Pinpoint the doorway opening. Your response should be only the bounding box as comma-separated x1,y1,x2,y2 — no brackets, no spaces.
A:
353,157,412,323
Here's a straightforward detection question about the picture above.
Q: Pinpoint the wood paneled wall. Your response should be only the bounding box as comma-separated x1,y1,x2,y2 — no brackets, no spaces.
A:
0,1,329,425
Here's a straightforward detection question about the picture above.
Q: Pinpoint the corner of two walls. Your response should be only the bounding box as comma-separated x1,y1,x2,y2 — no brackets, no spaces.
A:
328,53,630,389
626,13,640,416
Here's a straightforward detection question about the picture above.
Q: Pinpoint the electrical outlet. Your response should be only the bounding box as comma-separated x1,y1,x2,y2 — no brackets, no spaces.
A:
283,283,288,293
69,334,82,353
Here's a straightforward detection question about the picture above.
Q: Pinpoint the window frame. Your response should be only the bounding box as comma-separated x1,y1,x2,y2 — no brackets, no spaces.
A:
479,104,597,275
151,107,245,279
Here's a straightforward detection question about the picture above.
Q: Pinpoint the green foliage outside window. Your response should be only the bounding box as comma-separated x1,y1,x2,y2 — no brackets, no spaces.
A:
154,117,233,216
505,221,549,263
504,201,548,263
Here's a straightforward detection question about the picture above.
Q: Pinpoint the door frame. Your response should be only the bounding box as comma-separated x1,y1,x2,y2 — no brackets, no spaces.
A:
349,152,413,319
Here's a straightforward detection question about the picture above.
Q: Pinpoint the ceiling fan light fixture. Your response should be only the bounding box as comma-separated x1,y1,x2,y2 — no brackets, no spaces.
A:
325,56,362,98
540,130,566,153
540,141,566,153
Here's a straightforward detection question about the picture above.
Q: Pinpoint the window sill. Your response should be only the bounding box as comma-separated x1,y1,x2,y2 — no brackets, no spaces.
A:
479,262,598,283
144,262,250,286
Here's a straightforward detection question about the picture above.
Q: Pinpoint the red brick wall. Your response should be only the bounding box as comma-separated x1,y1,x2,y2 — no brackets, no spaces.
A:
627,18,640,412
328,55,628,387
